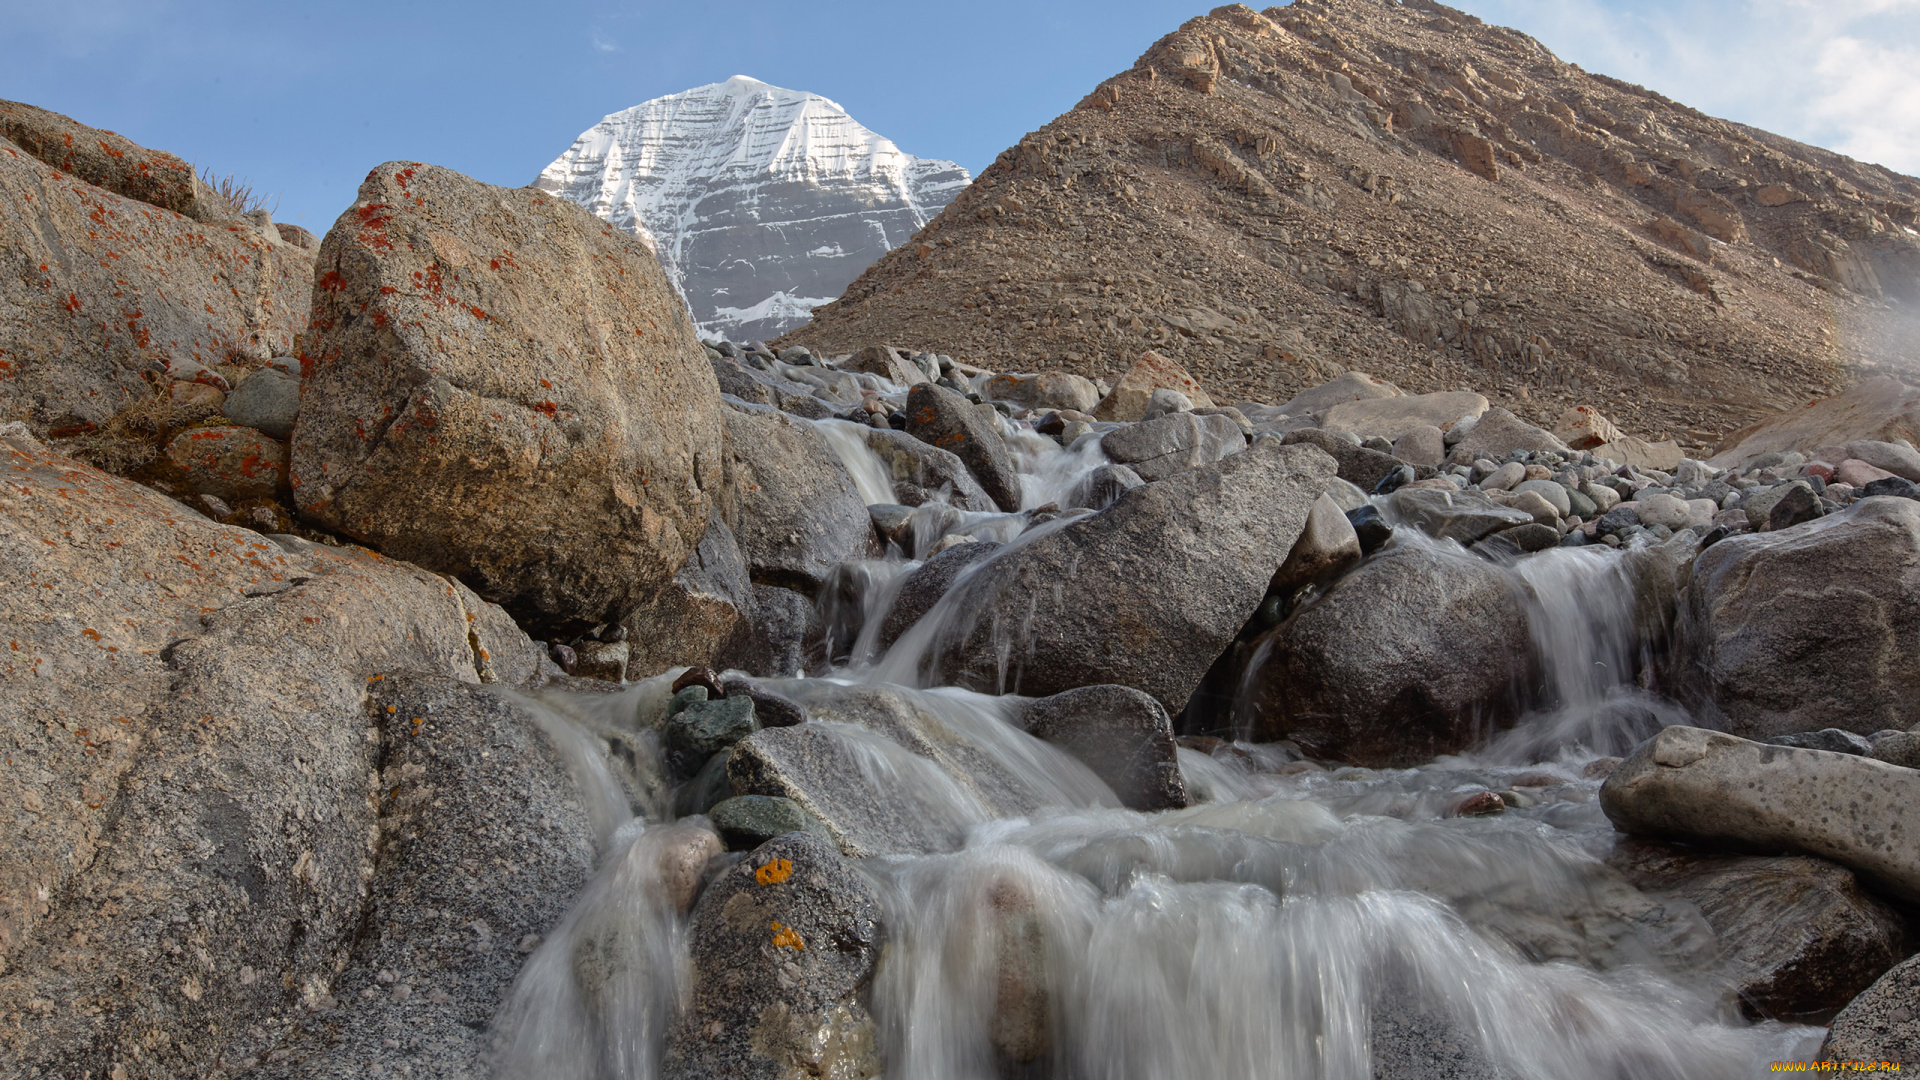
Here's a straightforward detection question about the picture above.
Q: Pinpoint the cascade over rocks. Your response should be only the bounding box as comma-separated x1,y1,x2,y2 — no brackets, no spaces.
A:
291,162,725,636
902,382,1025,511
861,426,998,511
1247,542,1533,766
723,399,879,591
1675,497,1920,736
877,539,1005,647
912,441,1335,713
1602,727,1920,902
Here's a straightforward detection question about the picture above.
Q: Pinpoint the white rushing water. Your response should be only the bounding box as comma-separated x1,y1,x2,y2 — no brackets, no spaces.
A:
494,393,1823,1079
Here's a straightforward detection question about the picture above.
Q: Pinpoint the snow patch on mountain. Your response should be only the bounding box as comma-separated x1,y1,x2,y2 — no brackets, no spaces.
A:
535,75,970,341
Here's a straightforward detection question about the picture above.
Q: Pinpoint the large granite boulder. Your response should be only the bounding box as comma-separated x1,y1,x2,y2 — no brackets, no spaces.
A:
1100,412,1245,482
1446,407,1568,465
897,442,1334,713
291,162,724,635
0,112,310,434
1246,543,1533,766
1601,727,1920,902
1387,487,1535,544
1021,685,1189,811
1275,371,1403,417
723,399,878,592
984,371,1102,413
1609,840,1909,1022
903,382,1023,511
1675,497,1920,737
0,434,544,1075
1317,390,1487,441
1823,955,1920,1065
618,514,769,678
664,832,883,1080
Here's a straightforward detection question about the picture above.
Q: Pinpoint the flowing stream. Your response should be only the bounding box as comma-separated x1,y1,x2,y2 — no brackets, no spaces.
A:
492,402,1823,1079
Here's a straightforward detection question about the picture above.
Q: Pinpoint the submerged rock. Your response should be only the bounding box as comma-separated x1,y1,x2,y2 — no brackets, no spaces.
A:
1022,685,1189,811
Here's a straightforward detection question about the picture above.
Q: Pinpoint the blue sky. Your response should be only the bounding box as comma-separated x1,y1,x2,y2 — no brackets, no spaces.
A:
4,1,1916,232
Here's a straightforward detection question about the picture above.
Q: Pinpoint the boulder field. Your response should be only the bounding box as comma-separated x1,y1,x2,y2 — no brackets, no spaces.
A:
6,109,1920,1076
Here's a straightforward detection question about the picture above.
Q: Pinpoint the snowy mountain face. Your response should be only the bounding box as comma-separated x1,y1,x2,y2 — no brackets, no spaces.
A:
535,75,970,342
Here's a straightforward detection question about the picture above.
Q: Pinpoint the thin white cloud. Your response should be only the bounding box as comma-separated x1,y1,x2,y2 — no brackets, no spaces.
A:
1455,0,1920,177
591,29,620,54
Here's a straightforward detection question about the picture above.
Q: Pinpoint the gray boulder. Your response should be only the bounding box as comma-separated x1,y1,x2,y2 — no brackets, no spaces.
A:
1021,685,1189,811
903,382,1024,511
907,442,1335,713
1270,492,1362,595
1065,463,1145,511
1601,726,1920,902
724,398,879,592
862,426,997,511
877,540,1004,648
1675,497,1920,737
1387,486,1535,544
1247,543,1532,765
1281,427,1417,491
664,832,883,1080
1100,412,1245,482
710,355,835,420
1846,439,1920,482
984,371,1102,413
1446,407,1568,466
1824,955,1920,1064
291,162,724,636
1278,371,1403,417
1608,839,1909,1022
618,514,767,679
222,367,301,439
1391,423,1446,467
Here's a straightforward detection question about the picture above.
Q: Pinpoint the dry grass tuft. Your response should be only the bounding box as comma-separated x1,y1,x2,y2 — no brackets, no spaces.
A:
198,167,278,217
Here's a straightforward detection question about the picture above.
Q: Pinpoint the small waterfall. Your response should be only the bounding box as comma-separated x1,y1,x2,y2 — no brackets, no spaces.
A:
814,418,900,506
1000,424,1112,510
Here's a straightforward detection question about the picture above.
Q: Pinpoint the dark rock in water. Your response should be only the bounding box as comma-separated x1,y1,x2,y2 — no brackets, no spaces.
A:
1557,529,1588,547
1247,543,1532,766
1472,532,1525,562
1609,839,1909,1023
1767,728,1875,756
1446,791,1507,817
1766,483,1823,531
1697,524,1729,550
921,442,1336,713
674,750,736,817
903,382,1024,511
720,675,809,728
1861,475,1920,501
619,513,770,679
1099,412,1245,482
863,426,998,511
708,795,834,850
665,697,759,775
878,540,1005,647
1282,427,1426,491
752,584,823,677
1488,522,1560,553
724,398,879,591
1387,486,1533,544
665,832,883,1080
1675,498,1920,737
1346,504,1393,554
242,674,602,1078
869,502,917,549
1370,464,1416,495
674,665,726,698
291,162,723,637
1823,954,1920,1064
1022,685,1190,811
1067,463,1145,511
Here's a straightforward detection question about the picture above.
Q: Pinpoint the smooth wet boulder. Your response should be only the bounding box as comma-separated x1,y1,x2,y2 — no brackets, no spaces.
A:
1446,407,1568,465
913,442,1336,713
1091,350,1214,421
862,426,997,511
710,355,835,420
1387,486,1535,544
903,382,1024,511
877,539,1004,648
0,117,310,434
1100,411,1245,482
985,371,1102,413
1246,543,1532,766
1675,497,1920,737
1318,390,1487,442
1271,493,1362,595
665,832,883,1080
1608,840,1909,1022
1021,685,1189,811
0,436,542,1075
247,674,605,1079
617,514,770,678
724,399,879,592
291,162,725,635
1823,955,1920,1064
708,794,833,851
1066,463,1144,511
1601,727,1920,902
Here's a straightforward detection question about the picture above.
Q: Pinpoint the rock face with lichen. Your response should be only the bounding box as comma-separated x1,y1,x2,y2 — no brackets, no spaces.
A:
290,162,726,635
0,101,312,436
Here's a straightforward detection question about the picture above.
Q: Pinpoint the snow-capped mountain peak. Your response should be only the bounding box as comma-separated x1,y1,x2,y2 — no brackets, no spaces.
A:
536,76,970,341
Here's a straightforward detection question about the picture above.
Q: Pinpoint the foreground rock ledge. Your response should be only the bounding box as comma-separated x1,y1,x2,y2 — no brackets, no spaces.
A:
291,161,725,635
1601,727,1920,902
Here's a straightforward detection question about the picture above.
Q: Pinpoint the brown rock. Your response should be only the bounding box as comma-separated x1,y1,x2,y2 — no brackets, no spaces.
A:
842,343,929,386
1451,132,1500,182
1091,351,1215,421
164,424,288,499
0,98,209,218
290,162,725,635
1553,404,1624,450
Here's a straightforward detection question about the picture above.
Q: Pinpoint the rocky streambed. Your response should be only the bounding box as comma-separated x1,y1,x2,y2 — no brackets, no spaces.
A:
6,150,1920,1079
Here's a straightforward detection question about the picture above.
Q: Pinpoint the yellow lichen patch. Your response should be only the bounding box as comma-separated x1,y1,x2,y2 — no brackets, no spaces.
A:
770,921,805,950
755,857,793,886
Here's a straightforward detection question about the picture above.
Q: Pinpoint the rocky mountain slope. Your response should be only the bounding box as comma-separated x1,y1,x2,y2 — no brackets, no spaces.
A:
778,0,1920,450
536,76,970,342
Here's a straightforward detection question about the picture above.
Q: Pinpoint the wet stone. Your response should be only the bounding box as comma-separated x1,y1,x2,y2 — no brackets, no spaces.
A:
665,696,758,775
1766,729,1875,756
1346,504,1393,554
708,795,834,851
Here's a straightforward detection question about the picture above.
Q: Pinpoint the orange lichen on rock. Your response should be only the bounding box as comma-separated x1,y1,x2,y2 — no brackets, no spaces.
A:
769,920,805,950
755,857,793,885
